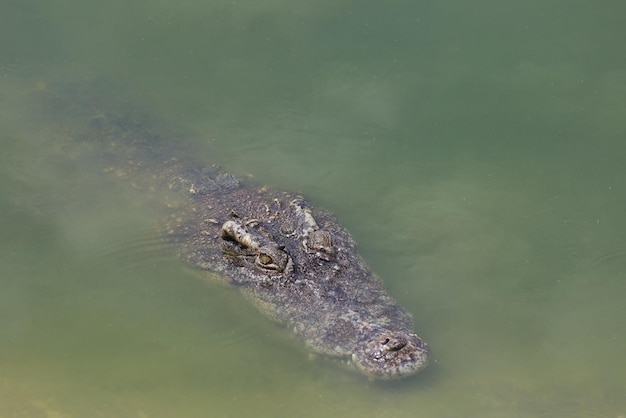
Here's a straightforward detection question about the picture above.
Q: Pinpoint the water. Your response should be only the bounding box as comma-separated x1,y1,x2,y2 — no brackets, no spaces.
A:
2,0,626,416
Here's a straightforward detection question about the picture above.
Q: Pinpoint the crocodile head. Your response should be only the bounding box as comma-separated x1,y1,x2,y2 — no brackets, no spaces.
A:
173,183,430,379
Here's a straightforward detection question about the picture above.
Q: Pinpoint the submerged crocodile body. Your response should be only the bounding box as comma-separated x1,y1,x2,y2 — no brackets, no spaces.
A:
31,82,430,379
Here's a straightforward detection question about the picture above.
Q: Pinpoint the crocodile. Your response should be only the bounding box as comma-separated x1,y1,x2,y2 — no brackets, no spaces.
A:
27,82,430,380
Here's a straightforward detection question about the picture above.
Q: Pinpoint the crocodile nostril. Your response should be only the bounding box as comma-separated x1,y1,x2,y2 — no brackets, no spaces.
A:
381,336,407,351
392,341,407,351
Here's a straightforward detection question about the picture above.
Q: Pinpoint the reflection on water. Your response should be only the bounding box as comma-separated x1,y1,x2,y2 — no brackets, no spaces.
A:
2,0,626,417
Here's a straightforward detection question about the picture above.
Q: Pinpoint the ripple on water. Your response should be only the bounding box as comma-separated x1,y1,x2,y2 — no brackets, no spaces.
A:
566,233,626,277
443,378,626,418
80,229,178,273
76,226,271,352
560,390,626,418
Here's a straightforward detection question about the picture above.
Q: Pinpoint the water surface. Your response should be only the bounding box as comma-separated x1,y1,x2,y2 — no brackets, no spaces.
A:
1,0,626,417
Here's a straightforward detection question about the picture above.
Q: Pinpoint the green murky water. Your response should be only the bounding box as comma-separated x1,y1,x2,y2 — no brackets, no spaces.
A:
2,1,626,417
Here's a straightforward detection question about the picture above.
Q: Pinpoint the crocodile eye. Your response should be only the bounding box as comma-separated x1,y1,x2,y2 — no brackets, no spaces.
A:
308,230,335,260
254,247,289,272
